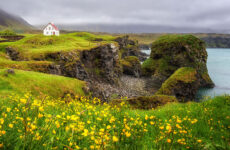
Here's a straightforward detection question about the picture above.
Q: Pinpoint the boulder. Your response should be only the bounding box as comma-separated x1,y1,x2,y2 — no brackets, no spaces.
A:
155,67,200,102
142,34,214,87
121,56,141,77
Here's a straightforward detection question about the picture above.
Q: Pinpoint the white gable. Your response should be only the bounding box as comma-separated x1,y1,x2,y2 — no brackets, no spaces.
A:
43,23,60,36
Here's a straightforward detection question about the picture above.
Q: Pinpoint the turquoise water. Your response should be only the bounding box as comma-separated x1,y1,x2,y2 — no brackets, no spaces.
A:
197,48,230,98
141,48,230,98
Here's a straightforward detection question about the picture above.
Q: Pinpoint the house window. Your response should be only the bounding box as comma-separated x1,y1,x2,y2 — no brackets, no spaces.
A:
47,32,48,34
49,27,51,30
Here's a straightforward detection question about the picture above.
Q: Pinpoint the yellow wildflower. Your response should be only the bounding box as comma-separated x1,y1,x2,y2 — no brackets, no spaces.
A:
197,139,202,143
107,125,111,130
6,108,11,112
167,139,171,143
113,136,119,142
82,129,88,137
125,132,131,137
9,124,13,128
38,113,43,118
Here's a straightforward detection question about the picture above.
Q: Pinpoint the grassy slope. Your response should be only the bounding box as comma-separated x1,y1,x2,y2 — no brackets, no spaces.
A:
0,32,117,71
0,94,229,149
0,32,116,60
0,69,86,98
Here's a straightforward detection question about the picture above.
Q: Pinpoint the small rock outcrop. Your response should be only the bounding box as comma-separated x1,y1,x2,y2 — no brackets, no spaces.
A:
121,56,141,77
6,47,20,61
114,36,144,60
142,35,214,88
155,67,199,102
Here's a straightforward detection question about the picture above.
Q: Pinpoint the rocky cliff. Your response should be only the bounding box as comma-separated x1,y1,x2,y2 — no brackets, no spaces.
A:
142,35,214,88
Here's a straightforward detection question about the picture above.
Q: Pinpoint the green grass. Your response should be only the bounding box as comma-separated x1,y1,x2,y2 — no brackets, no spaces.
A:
0,56,53,72
0,32,116,60
0,69,86,98
0,94,229,149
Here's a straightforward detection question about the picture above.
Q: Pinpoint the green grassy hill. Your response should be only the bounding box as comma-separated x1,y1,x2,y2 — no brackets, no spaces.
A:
0,32,115,60
0,32,116,98
0,69,86,98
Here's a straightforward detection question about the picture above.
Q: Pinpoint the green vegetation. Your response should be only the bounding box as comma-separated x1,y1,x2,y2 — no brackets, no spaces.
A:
121,56,140,68
141,58,156,75
0,93,229,149
141,57,178,76
111,95,178,109
144,34,214,89
0,56,54,73
0,32,116,60
151,34,205,58
0,29,17,36
157,67,197,94
121,56,141,76
156,67,198,101
0,69,86,98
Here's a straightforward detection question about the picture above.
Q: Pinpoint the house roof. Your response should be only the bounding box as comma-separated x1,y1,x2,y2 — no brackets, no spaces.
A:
43,22,59,31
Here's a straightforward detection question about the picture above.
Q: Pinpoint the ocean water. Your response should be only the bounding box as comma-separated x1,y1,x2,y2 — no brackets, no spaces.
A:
196,48,230,99
141,48,230,99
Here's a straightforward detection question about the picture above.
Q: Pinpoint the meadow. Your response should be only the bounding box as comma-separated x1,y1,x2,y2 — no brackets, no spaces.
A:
0,93,229,150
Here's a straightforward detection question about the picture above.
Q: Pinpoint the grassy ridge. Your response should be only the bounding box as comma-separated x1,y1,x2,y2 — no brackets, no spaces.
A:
0,32,116,60
0,69,86,98
0,94,229,149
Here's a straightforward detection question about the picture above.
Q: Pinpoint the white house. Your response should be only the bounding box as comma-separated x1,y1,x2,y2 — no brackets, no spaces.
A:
43,22,60,36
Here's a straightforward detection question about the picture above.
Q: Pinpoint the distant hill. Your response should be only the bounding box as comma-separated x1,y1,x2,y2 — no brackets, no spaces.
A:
0,8,33,32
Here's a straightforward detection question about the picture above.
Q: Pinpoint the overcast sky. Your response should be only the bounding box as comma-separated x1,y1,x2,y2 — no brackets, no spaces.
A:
1,0,230,30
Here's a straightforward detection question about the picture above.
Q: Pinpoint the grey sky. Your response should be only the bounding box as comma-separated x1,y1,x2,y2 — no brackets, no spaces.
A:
1,0,230,30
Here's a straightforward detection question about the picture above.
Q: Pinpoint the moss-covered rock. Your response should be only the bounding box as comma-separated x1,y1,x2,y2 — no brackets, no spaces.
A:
156,67,200,102
114,36,142,60
111,95,178,109
121,56,141,77
144,34,214,87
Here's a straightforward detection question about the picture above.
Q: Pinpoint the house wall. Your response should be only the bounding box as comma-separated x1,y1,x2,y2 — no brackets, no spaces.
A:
43,24,59,36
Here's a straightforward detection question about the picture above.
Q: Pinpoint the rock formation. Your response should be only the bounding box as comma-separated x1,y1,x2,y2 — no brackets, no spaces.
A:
121,56,141,77
142,34,214,88
155,67,199,102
